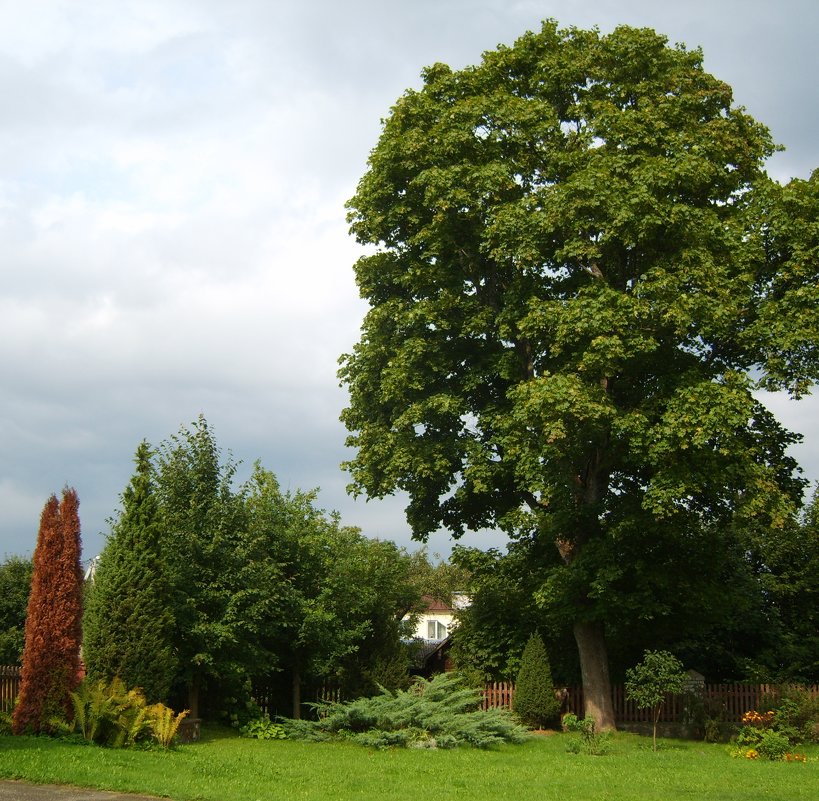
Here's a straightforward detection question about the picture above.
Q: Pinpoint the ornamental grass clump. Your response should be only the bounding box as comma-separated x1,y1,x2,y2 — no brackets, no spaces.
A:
282,673,528,749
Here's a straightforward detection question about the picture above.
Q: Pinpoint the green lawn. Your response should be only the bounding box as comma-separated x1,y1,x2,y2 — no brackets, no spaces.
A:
0,728,816,801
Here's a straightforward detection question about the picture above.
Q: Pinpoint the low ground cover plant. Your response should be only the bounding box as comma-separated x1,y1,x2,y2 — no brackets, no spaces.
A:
281,673,528,749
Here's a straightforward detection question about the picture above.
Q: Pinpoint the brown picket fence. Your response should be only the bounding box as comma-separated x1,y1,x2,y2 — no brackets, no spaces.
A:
0,665,21,712
482,681,819,723
2,666,816,726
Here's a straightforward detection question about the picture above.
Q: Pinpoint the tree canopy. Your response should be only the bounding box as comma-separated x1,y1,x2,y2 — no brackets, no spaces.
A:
0,555,33,666
339,21,819,729
84,418,423,720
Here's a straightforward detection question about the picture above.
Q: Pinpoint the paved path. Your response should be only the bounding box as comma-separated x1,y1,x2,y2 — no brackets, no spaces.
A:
0,781,167,801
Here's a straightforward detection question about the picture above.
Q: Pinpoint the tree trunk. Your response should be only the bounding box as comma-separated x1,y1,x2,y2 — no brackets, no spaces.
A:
291,667,301,720
573,620,616,732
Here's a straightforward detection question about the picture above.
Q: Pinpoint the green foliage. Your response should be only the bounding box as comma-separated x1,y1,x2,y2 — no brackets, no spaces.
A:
513,633,560,728
734,710,795,761
83,442,178,704
283,673,528,749
625,650,687,750
743,485,819,683
239,714,287,740
769,690,819,744
561,713,611,755
70,678,151,748
86,418,424,722
0,556,32,666
448,543,574,684
339,19,819,727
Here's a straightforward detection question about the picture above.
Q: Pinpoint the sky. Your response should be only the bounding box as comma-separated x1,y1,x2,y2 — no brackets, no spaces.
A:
1,0,817,562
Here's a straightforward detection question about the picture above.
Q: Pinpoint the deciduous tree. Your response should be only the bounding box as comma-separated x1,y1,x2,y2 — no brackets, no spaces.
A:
0,555,33,666
13,489,83,733
340,21,818,729
625,650,687,750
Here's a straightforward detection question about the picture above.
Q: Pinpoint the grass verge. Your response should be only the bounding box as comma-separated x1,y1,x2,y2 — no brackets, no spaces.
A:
0,727,817,801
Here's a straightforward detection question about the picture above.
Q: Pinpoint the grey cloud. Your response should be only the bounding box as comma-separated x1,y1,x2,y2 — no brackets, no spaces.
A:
1,0,817,560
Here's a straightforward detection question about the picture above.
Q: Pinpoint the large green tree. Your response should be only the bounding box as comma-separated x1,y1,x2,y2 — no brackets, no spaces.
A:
746,483,819,682
245,467,421,716
83,442,178,703
0,555,33,666
339,22,819,729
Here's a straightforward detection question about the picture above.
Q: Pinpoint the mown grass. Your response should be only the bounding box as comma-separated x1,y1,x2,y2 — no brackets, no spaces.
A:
0,727,817,801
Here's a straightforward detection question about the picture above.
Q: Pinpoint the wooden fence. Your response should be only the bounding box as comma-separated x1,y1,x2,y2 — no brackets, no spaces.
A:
482,681,819,724
0,665,21,712
1,667,816,726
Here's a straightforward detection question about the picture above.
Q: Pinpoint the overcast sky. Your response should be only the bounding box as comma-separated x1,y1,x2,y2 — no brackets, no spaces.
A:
1,0,817,561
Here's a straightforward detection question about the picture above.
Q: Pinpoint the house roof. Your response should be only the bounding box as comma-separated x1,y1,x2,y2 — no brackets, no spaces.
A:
420,595,453,613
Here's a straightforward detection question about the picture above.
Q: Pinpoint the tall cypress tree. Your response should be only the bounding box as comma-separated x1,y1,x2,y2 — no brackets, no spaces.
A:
13,489,83,734
84,442,177,703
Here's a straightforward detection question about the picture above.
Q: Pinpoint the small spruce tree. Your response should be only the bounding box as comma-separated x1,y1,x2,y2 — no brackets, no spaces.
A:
13,489,84,734
513,632,560,729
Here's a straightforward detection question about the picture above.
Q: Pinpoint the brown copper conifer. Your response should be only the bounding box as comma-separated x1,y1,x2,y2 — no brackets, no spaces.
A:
12,488,83,734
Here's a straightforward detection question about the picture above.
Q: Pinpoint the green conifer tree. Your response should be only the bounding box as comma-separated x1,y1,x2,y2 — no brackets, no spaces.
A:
512,633,560,729
83,442,177,703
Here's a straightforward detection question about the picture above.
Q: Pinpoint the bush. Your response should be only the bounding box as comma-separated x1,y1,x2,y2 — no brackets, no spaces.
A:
512,633,560,729
772,690,819,744
733,708,804,760
282,673,528,749
240,714,287,740
561,713,611,756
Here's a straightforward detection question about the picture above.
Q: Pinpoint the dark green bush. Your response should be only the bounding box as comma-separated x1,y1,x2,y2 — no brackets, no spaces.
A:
512,633,560,729
773,690,819,743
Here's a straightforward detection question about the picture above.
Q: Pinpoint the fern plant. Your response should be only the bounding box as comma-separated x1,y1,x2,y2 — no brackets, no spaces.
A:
71,678,147,746
147,703,189,748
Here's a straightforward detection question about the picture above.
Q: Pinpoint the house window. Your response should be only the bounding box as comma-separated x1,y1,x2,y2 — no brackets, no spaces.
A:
427,620,447,640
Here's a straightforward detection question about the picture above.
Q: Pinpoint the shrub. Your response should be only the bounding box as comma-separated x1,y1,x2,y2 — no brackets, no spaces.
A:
240,714,287,740
733,708,803,760
283,673,528,749
512,633,560,729
561,713,611,756
772,690,819,744
756,729,791,761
